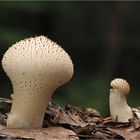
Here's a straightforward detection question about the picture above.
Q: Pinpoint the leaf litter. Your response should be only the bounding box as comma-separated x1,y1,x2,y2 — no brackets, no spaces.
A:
0,97,139,140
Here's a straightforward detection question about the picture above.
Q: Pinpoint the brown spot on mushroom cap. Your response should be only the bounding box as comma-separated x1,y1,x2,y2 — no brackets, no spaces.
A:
110,78,130,96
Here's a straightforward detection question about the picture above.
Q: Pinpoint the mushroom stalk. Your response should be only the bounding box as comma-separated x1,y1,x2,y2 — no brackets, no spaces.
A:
109,78,133,122
8,83,54,128
2,36,73,129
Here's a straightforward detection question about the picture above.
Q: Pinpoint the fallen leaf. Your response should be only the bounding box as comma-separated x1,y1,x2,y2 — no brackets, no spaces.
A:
129,117,140,130
109,127,140,140
0,125,78,140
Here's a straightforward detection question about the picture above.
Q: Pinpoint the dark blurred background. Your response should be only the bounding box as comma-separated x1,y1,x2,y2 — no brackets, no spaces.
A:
0,1,140,116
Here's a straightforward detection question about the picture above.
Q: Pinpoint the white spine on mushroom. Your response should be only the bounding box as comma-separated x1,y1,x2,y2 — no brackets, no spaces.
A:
2,36,74,129
109,78,133,122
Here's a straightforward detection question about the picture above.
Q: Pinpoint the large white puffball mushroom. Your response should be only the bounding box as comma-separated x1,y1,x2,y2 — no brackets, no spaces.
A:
2,36,74,129
109,78,133,122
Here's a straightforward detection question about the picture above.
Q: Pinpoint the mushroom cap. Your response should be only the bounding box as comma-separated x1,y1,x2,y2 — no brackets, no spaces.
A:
2,36,73,89
110,78,130,96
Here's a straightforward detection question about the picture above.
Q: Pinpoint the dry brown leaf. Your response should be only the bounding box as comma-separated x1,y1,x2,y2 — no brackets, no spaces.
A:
130,117,140,130
109,127,140,140
35,127,78,140
67,111,87,127
0,125,78,140
57,110,79,126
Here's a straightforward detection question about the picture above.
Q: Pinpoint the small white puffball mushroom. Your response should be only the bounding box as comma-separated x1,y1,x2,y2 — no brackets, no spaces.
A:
109,78,133,122
2,36,74,129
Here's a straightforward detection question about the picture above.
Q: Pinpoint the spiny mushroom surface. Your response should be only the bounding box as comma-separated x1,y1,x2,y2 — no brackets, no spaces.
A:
2,36,73,129
109,78,133,122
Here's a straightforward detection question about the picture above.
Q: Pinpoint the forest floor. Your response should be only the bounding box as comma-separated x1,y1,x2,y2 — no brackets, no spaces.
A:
0,98,139,140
